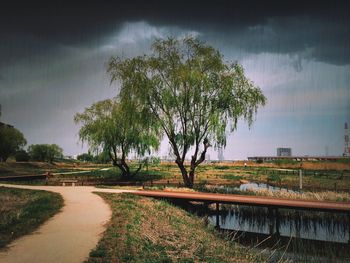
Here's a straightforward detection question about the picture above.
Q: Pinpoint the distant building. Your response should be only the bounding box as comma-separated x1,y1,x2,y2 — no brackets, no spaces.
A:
277,147,292,157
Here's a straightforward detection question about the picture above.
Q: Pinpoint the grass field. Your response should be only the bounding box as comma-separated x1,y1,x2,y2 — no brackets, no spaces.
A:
88,193,270,263
1,160,350,191
0,187,63,248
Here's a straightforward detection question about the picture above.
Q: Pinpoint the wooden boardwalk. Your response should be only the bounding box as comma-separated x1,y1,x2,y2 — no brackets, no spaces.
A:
133,190,350,213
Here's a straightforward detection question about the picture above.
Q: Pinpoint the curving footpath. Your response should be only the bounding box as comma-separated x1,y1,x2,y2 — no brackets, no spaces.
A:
0,184,135,263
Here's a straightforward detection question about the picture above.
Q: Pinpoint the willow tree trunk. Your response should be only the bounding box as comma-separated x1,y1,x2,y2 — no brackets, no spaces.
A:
175,159,194,188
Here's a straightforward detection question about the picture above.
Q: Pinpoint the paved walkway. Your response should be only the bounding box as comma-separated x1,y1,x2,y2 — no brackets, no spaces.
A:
0,184,135,263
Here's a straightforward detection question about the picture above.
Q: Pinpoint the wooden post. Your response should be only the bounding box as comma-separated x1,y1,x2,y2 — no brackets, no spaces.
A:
295,211,301,239
215,202,220,229
299,169,303,190
275,208,280,237
268,207,274,235
348,213,350,244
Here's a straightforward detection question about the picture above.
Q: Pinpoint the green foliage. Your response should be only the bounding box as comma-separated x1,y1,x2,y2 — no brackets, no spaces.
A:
224,174,243,180
15,150,30,162
28,144,63,163
74,98,161,178
76,153,94,162
268,174,281,182
148,156,161,165
142,156,161,171
335,158,350,164
108,37,266,187
214,165,230,170
272,159,299,165
94,150,111,164
0,125,27,162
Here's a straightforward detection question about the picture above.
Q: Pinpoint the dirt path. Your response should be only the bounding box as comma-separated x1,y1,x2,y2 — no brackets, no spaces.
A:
0,184,135,263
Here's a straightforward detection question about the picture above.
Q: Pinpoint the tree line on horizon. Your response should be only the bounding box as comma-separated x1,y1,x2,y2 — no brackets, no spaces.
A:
0,122,63,163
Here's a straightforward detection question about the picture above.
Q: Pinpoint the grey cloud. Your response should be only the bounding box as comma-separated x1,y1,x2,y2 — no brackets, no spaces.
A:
1,1,349,70
222,16,350,66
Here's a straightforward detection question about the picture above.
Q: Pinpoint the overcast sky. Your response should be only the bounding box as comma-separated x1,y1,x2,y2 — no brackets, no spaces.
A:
1,1,349,159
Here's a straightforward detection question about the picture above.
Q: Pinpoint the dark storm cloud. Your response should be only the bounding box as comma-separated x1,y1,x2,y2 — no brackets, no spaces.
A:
207,15,350,66
2,1,349,39
0,1,349,68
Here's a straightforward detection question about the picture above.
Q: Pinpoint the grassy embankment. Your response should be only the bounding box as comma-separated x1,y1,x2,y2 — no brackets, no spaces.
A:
0,186,63,248
88,193,272,263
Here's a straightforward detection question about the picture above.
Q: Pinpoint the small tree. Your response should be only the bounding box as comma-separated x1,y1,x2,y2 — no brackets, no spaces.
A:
0,125,27,162
94,150,111,164
74,98,161,179
108,37,266,187
15,150,30,162
77,153,94,162
28,144,63,163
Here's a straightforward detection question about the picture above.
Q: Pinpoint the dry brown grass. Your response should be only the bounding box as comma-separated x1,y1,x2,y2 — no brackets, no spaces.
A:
248,188,350,202
88,193,263,262
0,192,28,214
0,187,63,248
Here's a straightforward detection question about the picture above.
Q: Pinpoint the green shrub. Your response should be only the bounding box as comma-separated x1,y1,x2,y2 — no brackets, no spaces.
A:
15,150,30,162
224,175,243,180
267,174,281,182
214,165,230,170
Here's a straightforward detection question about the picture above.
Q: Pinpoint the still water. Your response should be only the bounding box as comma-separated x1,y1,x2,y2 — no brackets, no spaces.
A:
208,205,349,243
206,183,349,243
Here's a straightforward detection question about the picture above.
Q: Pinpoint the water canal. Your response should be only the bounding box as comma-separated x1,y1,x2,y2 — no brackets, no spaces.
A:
207,205,349,243
205,183,349,243
176,183,350,261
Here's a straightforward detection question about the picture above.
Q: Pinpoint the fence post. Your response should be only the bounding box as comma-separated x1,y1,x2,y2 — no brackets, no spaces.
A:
275,208,280,237
268,207,274,235
215,202,220,229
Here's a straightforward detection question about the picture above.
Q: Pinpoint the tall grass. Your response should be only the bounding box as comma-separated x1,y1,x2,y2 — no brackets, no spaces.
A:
88,193,267,262
252,188,350,202
200,184,350,202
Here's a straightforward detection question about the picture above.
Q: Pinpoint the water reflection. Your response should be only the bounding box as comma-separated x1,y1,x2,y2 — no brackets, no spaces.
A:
208,205,349,243
239,182,295,192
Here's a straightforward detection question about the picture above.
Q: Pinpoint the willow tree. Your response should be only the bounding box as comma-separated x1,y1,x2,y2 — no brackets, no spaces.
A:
108,37,266,187
74,98,160,179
